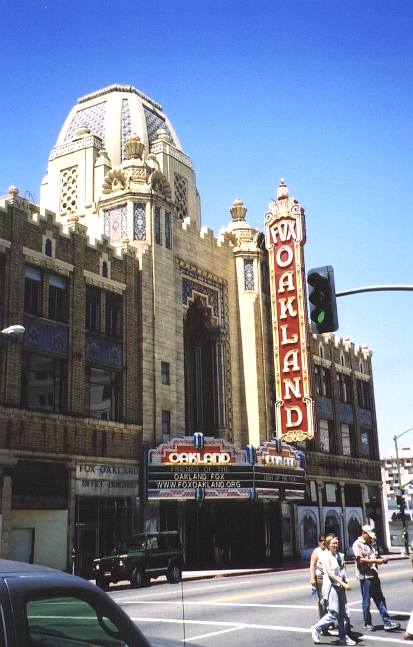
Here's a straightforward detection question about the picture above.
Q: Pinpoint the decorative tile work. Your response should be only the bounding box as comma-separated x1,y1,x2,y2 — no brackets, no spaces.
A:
121,99,132,161
154,206,161,244
143,107,174,144
103,204,127,244
181,267,223,323
23,315,69,356
86,332,122,369
60,166,78,218
174,173,187,220
244,259,255,291
164,212,171,249
65,102,106,142
133,203,146,241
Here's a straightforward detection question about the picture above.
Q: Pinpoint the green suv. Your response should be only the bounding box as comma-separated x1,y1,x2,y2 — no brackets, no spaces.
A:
93,531,183,590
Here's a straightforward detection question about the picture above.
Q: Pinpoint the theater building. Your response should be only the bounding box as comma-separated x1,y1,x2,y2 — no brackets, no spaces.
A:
0,84,384,573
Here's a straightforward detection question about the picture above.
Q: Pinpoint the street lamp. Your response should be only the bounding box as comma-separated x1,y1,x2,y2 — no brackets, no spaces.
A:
1,325,25,339
393,426,413,555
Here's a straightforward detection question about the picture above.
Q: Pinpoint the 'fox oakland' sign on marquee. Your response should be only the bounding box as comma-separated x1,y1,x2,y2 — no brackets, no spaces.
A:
265,180,315,442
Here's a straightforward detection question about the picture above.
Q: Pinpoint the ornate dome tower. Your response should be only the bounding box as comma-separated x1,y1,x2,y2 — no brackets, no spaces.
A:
40,84,200,242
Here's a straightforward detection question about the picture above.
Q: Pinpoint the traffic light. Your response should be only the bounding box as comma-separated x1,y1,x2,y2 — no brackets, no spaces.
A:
307,265,339,334
396,494,406,510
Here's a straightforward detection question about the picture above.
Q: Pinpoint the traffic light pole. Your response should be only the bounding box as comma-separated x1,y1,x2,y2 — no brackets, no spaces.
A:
393,427,413,555
336,285,413,297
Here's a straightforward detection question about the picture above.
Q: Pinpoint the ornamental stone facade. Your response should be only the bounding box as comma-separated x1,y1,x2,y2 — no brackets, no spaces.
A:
0,84,384,572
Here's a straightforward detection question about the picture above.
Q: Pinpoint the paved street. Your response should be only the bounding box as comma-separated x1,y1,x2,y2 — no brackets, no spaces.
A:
108,558,413,647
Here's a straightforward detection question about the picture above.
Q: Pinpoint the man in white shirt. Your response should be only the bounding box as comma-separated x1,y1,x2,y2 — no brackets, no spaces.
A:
352,525,400,632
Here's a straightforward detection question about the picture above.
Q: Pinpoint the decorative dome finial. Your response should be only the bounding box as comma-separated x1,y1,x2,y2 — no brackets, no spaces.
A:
230,199,247,222
124,133,145,160
277,178,289,200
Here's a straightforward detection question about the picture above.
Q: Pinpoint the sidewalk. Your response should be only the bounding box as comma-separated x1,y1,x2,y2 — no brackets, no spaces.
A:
95,551,410,589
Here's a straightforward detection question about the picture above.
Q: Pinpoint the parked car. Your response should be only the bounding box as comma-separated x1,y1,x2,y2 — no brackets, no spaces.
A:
0,559,151,646
93,531,183,590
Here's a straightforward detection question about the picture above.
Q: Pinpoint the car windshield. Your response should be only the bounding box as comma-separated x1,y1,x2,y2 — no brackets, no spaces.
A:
26,596,129,646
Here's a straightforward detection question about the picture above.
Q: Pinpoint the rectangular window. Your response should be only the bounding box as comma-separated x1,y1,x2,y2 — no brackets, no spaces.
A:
165,212,171,249
314,366,332,398
319,419,330,453
357,379,371,410
360,427,371,458
161,361,170,385
86,286,101,332
86,367,120,421
162,409,171,439
22,353,64,413
325,483,337,503
105,292,122,338
48,274,67,322
341,423,351,456
155,206,161,245
337,373,352,403
24,266,42,316
133,202,146,241
244,259,255,290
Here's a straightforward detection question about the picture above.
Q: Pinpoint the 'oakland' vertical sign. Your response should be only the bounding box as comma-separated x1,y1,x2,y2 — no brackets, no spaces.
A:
264,180,315,442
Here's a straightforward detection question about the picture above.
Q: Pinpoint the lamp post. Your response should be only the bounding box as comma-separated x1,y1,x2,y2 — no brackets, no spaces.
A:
393,426,413,555
1,325,25,339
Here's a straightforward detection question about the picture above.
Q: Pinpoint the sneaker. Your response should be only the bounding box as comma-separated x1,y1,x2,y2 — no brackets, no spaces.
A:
364,624,375,631
337,638,356,646
328,628,340,636
384,622,401,632
311,625,321,644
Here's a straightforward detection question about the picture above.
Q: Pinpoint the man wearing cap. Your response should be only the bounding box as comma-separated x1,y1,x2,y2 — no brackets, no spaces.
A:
352,525,400,633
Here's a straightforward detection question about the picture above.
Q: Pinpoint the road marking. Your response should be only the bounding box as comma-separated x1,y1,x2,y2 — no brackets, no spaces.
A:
110,579,254,602
185,625,245,642
118,599,411,617
130,617,409,643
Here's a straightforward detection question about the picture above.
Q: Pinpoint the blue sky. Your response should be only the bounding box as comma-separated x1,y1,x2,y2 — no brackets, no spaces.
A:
1,0,413,456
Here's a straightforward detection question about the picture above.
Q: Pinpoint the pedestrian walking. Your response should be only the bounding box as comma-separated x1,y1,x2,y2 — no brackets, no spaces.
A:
309,534,339,636
404,612,413,640
310,535,355,645
352,524,400,632
310,535,327,618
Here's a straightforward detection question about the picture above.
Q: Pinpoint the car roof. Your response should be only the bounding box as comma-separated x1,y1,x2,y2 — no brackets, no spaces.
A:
0,559,83,581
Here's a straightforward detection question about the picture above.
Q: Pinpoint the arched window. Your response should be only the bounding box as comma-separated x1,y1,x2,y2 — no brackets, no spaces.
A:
45,238,53,257
184,298,224,437
102,261,108,278
319,343,324,359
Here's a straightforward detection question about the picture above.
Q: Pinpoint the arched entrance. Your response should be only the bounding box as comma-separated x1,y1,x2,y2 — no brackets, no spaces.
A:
184,297,225,437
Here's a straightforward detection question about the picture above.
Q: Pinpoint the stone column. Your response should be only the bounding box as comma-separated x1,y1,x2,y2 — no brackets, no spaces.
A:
67,221,87,415
67,462,77,573
361,484,368,522
122,245,140,424
317,482,325,534
339,482,349,552
0,473,12,559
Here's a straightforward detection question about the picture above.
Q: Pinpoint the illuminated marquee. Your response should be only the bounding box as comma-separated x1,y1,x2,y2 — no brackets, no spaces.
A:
147,436,305,500
264,180,315,442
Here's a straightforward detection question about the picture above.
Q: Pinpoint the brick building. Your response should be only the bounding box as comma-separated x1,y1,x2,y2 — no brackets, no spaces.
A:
0,84,384,572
